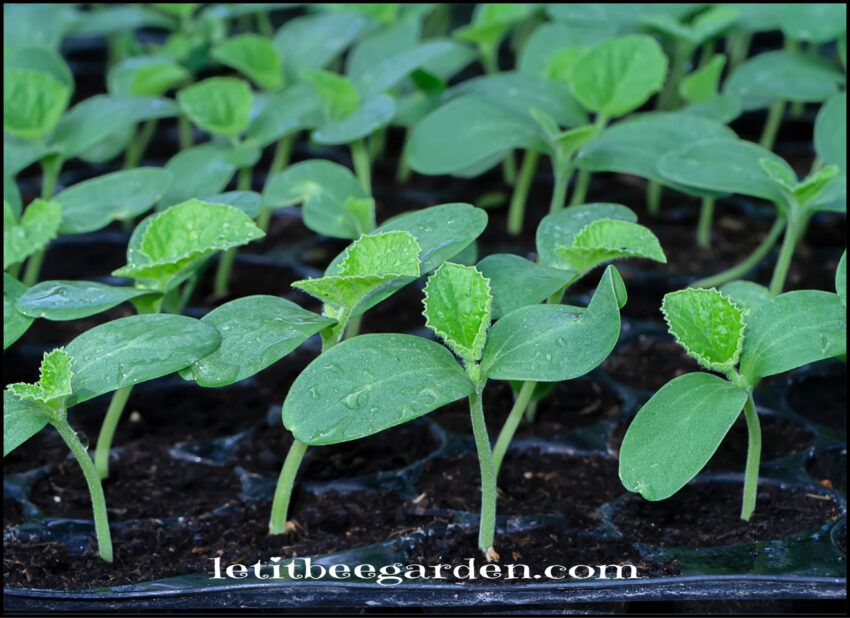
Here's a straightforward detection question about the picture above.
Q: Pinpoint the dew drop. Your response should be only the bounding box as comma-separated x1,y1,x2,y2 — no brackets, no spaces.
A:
75,431,89,449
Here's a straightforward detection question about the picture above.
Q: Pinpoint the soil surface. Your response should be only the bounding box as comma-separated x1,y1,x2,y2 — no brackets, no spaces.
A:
612,481,841,547
807,448,847,494
414,449,622,530
608,413,815,470
603,334,704,391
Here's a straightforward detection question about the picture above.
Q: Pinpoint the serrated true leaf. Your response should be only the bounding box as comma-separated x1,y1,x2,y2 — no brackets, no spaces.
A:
481,265,625,381
3,390,50,456
423,263,492,365
476,254,573,319
4,199,62,270
283,333,472,445
15,280,149,321
177,78,253,137
213,34,284,91
619,372,748,501
569,35,668,118
293,231,421,316
7,348,73,404
739,290,847,382
64,314,221,406
795,165,840,209
661,288,745,372
556,219,666,275
112,200,264,288
4,274,33,349
190,296,336,387
518,22,617,77
3,68,70,141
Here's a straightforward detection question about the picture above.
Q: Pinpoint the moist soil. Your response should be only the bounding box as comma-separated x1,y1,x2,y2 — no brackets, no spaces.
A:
787,373,848,430
603,334,704,391
414,449,622,530
807,448,847,494
429,378,622,437
612,481,841,547
234,418,441,479
608,413,815,470
28,442,242,521
408,524,681,584
4,489,439,590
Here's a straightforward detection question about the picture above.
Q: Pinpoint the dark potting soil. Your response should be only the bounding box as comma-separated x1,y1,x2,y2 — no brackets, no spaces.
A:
188,259,305,309
28,442,242,521
38,234,129,281
407,524,681,584
603,334,704,392
758,247,844,294
807,448,847,494
4,498,24,529
358,281,428,336
612,482,841,547
414,450,623,530
787,374,847,430
234,418,441,480
608,413,815,470
4,489,438,590
429,378,622,437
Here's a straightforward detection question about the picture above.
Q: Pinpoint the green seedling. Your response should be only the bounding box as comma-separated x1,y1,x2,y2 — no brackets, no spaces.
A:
677,54,742,123
4,314,222,561
454,3,536,75
658,138,844,293
4,199,62,277
270,202,487,536
619,284,846,521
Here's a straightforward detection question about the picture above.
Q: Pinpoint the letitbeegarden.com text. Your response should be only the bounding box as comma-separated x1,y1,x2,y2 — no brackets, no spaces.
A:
211,557,641,585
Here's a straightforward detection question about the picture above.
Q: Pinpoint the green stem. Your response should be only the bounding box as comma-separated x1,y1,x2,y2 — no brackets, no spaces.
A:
549,166,573,214
507,150,539,235
646,181,662,217
396,128,412,184
178,114,193,150
368,127,387,163
759,101,785,150
769,212,803,296
492,381,536,475
657,40,689,111
727,31,753,72
268,438,308,535
95,385,133,479
54,417,114,562
22,155,62,286
256,10,273,37
469,384,497,556
269,133,294,177
569,168,592,207
699,39,715,67
351,138,372,195
690,217,785,289
345,313,363,339
213,167,253,297
124,119,158,169
502,151,517,186
696,196,714,249
740,395,761,521
524,398,539,423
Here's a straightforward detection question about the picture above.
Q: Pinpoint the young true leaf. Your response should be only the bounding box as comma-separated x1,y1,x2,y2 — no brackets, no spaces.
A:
55,168,173,234
739,290,847,382
15,281,149,321
160,145,237,208
4,274,33,349
263,159,373,238
113,199,264,290
680,54,726,104
423,263,492,366
815,92,846,173
177,78,253,137
619,372,748,501
661,288,746,373
481,265,626,381
212,34,284,91
188,296,336,387
556,219,667,274
107,56,191,97
302,70,361,122
3,390,50,456
4,199,62,270
283,333,473,445
7,348,73,403
64,314,221,406
3,68,70,140
476,254,571,319
568,35,668,119
718,281,772,317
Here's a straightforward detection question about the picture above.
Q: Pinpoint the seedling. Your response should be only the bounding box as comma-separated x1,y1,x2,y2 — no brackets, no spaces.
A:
454,4,535,75
4,314,222,561
659,138,844,293
619,284,846,520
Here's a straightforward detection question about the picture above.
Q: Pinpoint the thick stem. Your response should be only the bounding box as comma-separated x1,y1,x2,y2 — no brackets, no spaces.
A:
769,212,803,296
759,101,786,150
492,381,536,475
268,438,308,535
740,395,761,521
350,138,372,195
396,128,413,184
54,417,114,562
549,166,572,214
124,119,158,169
178,114,194,150
646,181,662,216
95,385,133,479
345,313,363,339
469,385,497,557
696,196,715,249
690,217,785,289
507,150,539,235
213,167,253,297
22,155,62,286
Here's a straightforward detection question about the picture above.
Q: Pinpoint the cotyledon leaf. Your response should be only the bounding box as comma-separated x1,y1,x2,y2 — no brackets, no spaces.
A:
3,390,50,456
661,288,746,373
837,251,846,307
15,280,150,321
4,274,33,349
312,94,396,145
283,333,473,445
423,263,492,365
555,219,666,275
619,372,748,501
476,254,572,320
481,265,626,381
189,295,336,387
65,314,222,406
